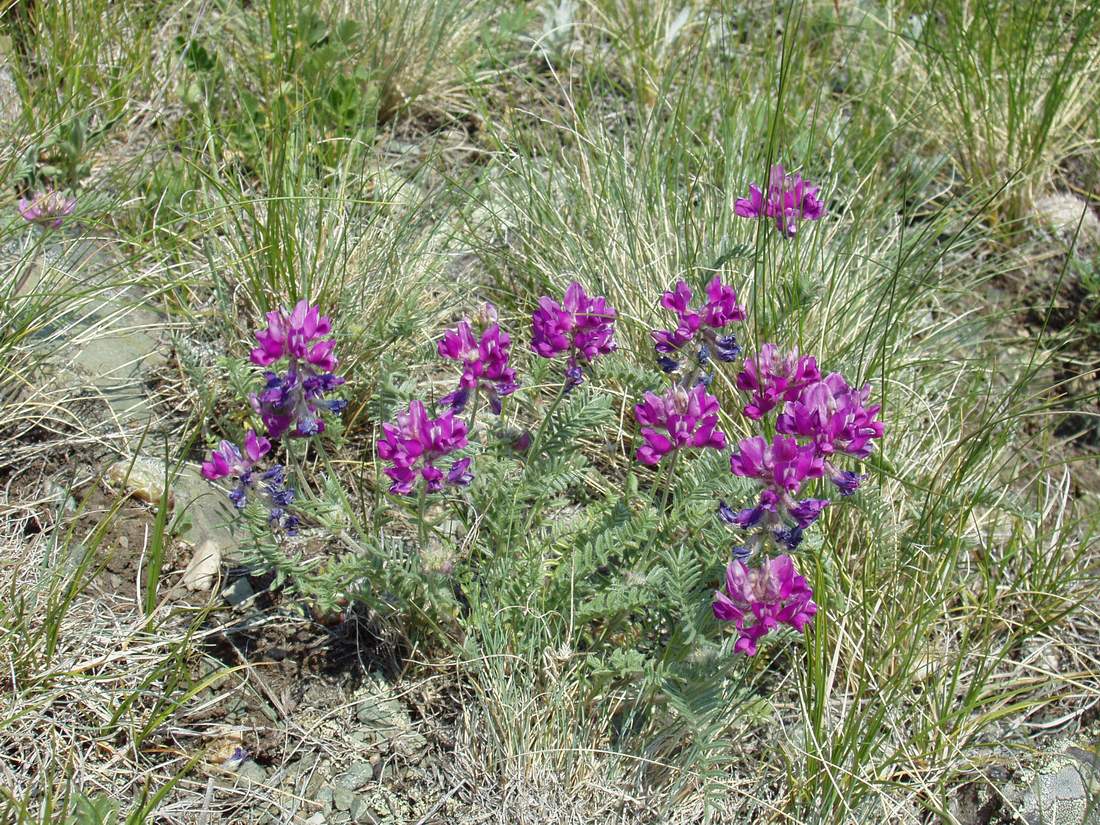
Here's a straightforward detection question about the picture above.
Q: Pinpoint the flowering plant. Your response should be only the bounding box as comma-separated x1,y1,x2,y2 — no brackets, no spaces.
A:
200,299,346,539
18,190,76,229
735,163,825,237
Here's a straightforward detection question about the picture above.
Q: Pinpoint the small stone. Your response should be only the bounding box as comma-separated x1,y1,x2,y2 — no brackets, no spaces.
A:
183,539,221,591
350,795,371,822
333,787,355,811
237,760,267,784
221,577,254,606
304,815,326,825
334,761,375,791
106,457,173,508
1033,193,1100,249
1020,746,1100,825
316,786,334,813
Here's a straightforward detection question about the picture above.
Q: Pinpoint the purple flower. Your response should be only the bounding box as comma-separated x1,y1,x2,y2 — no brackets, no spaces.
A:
729,435,824,494
735,344,821,420
18,190,76,229
200,431,297,529
728,435,830,530
437,303,518,415
247,300,345,439
634,383,727,465
734,164,825,237
776,373,884,459
787,497,830,529
712,554,818,656
376,400,471,496
531,282,616,386
650,277,746,364
250,299,335,369
827,467,865,496
202,430,271,480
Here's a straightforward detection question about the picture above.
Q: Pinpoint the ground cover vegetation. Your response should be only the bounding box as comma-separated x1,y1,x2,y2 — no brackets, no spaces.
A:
0,0,1098,822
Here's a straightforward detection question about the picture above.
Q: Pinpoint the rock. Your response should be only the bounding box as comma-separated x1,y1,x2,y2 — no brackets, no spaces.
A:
221,576,254,606
349,795,372,822
237,760,268,784
106,457,174,508
333,787,355,812
1033,194,1100,249
1019,746,1100,825
316,786,334,813
304,815,326,825
334,761,375,791
182,538,221,591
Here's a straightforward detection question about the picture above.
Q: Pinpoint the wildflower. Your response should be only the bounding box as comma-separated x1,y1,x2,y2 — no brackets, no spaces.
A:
729,435,829,529
437,303,518,415
712,554,818,656
634,383,727,465
651,277,746,366
18,190,76,229
248,299,345,439
531,282,616,388
377,400,471,495
250,299,335,368
200,430,297,530
251,369,346,439
734,163,825,237
735,344,820,420
201,429,271,481
776,372,883,497
776,373,884,459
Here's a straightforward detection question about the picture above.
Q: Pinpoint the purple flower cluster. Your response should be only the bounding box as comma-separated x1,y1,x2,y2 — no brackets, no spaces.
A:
531,281,617,389
377,400,471,495
201,430,299,531
202,300,346,532
735,163,825,237
437,303,518,415
634,384,726,465
713,554,818,656
18,190,76,229
377,284,616,496
706,347,884,652
631,267,881,655
651,277,746,370
735,344,820,420
249,300,347,439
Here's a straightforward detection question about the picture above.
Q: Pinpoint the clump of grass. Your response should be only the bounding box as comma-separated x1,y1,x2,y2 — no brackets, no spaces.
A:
0,499,208,820
906,0,1100,225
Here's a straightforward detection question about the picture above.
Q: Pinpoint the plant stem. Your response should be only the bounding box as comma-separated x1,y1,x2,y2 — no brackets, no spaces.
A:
467,386,480,439
660,449,681,515
417,483,428,548
527,379,570,464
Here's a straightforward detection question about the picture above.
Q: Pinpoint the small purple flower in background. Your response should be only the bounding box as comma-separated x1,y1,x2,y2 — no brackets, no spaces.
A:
735,344,820,420
437,303,518,415
634,383,727,465
729,434,828,529
712,554,818,656
531,281,616,389
651,277,746,367
633,385,726,468
735,163,825,237
18,190,76,229
377,400,472,495
249,299,345,439
200,430,297,530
